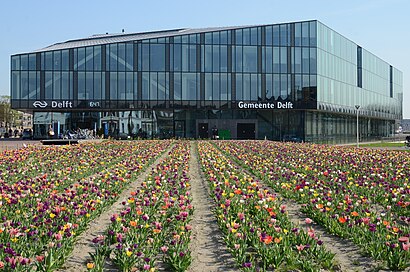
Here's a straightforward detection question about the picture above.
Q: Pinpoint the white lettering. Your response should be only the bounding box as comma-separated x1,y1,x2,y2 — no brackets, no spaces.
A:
51,101,73,109
238,101,276,109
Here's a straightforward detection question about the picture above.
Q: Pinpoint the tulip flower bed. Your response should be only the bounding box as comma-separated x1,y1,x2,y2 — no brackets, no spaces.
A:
214,140,410,270
89,141,193,272
198,141,335,271
0,140,171,271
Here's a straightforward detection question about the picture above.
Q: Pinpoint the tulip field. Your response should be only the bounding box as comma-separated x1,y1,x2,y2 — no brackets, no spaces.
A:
0,140,409,271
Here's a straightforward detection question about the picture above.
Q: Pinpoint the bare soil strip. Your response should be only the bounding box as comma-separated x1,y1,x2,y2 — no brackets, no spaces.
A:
58,145,172,272
187,142,237,272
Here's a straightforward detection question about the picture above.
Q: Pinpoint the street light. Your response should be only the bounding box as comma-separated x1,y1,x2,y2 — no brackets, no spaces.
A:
355,105,360,148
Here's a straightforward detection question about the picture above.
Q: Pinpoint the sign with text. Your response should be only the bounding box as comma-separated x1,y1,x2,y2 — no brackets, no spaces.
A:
237,101,294,109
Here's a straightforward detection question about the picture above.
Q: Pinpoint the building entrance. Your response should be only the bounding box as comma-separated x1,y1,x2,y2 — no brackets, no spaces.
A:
237,123,256,139
174,120,185,138
198,123,208,139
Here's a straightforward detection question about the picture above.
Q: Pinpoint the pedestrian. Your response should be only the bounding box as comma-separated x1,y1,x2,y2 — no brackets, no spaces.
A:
48,125,55,138
212,126,218,140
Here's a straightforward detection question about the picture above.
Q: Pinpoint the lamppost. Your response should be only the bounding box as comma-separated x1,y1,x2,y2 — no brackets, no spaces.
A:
355,105,360,148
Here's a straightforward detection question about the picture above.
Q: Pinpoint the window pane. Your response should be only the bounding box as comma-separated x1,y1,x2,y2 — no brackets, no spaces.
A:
189,45,196,72
62,50,69,71
212,45,220,72
77,48,86,71
220,31,228,44
29,71,38,99
61,72,70,99
205,73,212,100
212,32,220,44
310,48,317,74
205,33,212,44
294,47,301,73
265,47,272,73
243,28,250,45
94,46,102,71
110,72,118,99
302,22,309,46
273,74,280,99
213,73,220,100
302,48,310,74
310,21,317,46
53,72,61,99
21,72,28,99
118,44,126,71
250,74,259,100
11,72,20,99
250,28,258,45
86,47,93,71
126,72,133,100
45,52,53,70
126,43,134,71
235,29,242,45
220,45,227,72
235,46,242,72
174,44,181,71
94,72,102,99
280,74,287,99
157,72,166,100
280,24,289,46
133,72,138,100
149,72,157,100
273,26,280,46
142,72,149,99
182,73,196,100
236,74,243,100
280,47,287,73
150,44,165,71
273,47,280,73
29,54,37,70
204,45,212,72
182,45,189,71
174,73,181,100
243,74,250,100
118,72,126,99
243,46,257,73
11,56,20,70
220,73,228,100
20,55,28,70
265,26,273,46
266,74,272,100
108,44,117,71
295,23,302,46
45,71,53,99
142,44,149,71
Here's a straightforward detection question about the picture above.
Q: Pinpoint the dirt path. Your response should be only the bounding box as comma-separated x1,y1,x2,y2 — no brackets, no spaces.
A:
187,142,237,272
58,146,172,272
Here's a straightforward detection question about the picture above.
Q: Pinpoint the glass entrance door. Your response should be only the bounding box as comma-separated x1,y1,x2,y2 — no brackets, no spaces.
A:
174,120,186,138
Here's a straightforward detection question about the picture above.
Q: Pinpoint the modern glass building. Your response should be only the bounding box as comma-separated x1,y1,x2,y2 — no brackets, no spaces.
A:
10,20,403,142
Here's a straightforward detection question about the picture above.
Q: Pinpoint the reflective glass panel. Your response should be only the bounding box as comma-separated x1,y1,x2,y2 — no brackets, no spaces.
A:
150,44,165,71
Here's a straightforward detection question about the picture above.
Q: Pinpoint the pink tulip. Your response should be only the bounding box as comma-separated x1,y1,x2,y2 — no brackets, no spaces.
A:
305,218,313,224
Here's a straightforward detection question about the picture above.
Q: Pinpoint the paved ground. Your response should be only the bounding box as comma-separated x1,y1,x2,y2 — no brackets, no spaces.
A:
0,138,40,151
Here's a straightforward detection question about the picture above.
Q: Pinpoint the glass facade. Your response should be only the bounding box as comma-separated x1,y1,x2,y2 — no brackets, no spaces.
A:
10,20,403,142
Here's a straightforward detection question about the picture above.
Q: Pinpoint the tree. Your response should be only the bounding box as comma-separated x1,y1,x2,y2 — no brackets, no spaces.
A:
0,95,22,128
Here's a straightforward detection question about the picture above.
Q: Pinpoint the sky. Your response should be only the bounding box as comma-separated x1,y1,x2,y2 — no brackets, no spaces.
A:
0,0,409,118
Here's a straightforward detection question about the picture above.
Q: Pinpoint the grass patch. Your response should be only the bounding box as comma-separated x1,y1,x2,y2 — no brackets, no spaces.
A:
360,142,406,147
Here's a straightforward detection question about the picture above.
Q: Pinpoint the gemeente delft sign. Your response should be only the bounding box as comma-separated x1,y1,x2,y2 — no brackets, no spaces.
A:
237,101,294,109
32,101,101,109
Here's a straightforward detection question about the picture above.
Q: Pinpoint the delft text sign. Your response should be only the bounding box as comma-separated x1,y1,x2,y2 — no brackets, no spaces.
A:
238,101,294,109
32,101,102,109
33,101,73,109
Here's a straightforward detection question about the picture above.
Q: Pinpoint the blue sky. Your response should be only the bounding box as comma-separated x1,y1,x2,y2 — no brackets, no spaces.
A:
1,0,409,118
